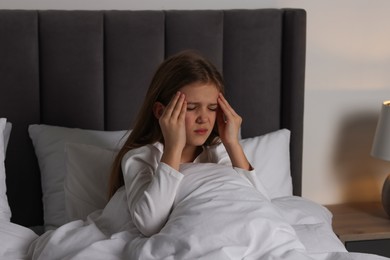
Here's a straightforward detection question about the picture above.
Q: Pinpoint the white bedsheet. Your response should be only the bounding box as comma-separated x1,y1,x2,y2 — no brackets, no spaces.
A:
0,220,382,260
0,221,37,259
1,163,389,259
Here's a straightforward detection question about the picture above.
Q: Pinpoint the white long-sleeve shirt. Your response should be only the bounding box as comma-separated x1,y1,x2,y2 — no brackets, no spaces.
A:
121,142,269,237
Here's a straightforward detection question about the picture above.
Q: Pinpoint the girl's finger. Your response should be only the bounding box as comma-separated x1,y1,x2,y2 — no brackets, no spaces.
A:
178,100,187,121
171,93,186,119
218,93,238,116
217,107,226,125
163,91,182,116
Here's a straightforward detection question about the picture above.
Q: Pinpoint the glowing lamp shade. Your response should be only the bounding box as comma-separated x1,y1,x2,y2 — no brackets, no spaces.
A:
372,101,390,217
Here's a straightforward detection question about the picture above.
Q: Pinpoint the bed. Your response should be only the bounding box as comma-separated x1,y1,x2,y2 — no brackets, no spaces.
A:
0,8,387,260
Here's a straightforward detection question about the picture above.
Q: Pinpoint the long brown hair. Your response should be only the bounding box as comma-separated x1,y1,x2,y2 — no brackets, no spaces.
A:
108,50,225,198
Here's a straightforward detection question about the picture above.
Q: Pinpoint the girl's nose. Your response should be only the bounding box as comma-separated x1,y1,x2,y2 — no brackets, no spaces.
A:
196,113,208,124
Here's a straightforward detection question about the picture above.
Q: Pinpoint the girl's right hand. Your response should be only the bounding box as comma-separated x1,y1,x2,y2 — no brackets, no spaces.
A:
159,92,187,170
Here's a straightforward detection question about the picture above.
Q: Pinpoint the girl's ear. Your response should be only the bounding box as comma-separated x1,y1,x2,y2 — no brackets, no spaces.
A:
153,102,165,119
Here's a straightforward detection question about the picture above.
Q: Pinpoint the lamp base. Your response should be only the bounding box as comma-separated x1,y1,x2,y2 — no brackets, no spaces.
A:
382,175,390,217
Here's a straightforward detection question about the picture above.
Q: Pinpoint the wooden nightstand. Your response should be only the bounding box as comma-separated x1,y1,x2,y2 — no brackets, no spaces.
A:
325,202,390,257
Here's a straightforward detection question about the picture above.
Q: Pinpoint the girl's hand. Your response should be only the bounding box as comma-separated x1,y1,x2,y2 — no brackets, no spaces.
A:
217,93,252,171
217,93,242,146
159,92,187,170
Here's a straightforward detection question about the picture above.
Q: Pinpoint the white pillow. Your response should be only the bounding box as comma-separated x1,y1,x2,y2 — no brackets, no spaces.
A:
240,129,292,198
64,143,116,222
0,118,11,221
28,124,127,231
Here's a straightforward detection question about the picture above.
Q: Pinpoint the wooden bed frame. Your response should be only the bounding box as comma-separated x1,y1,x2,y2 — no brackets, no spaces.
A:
0,9,306,227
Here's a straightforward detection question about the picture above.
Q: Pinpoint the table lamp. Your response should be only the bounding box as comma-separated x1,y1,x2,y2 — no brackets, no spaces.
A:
371,100,390,217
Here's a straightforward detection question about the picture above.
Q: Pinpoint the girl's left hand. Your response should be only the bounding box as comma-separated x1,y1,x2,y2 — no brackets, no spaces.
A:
217,93,252,171
217,93,242,146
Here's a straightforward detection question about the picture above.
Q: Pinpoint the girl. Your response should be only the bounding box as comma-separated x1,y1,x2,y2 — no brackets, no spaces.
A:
108,50,259,237
26,51,310,259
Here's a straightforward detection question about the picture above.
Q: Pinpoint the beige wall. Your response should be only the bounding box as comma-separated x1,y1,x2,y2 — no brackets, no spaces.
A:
288,1,390,204
2,0,390,205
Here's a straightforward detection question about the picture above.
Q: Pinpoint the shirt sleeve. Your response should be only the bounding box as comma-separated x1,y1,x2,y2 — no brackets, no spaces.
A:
122,145,183,237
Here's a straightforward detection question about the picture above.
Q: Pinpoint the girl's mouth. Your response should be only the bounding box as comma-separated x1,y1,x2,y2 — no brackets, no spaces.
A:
194,129,208,135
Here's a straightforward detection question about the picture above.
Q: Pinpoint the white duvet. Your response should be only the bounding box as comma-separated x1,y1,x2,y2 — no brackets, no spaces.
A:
1,163,388,259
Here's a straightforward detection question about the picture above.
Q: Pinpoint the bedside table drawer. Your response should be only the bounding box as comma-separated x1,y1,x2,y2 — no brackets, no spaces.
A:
346,239,390,257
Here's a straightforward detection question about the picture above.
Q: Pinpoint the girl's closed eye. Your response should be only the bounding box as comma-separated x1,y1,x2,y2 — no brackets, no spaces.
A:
208,104,218,111
187,104,197,111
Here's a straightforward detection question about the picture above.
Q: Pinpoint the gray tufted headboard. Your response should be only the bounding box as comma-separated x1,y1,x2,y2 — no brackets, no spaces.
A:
0,9,306,227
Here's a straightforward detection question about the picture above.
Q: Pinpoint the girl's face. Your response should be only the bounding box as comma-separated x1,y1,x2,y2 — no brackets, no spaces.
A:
180,82,220,147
